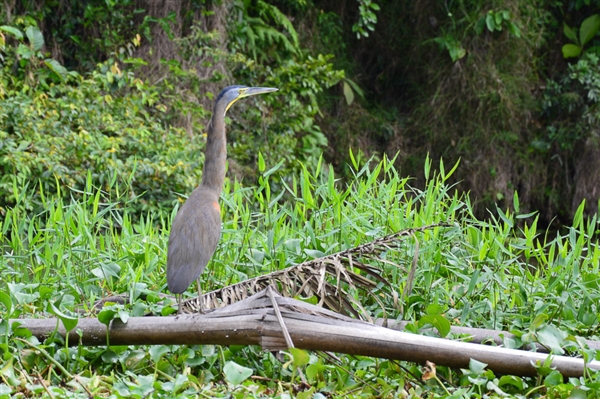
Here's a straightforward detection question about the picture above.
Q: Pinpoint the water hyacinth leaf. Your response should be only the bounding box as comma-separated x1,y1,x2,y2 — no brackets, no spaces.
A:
536,325,566,354
290,348,310,368
149,345,170,364
223,361,253,385
498,375,524,390
49,301,78,332
469,358,488,375
543,370,563,387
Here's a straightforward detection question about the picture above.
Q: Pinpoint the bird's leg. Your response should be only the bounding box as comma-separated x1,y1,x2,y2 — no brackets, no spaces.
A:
177,293,183,315
196,279,205,314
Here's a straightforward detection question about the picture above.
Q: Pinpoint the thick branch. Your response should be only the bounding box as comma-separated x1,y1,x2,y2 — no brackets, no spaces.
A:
10,291,600,378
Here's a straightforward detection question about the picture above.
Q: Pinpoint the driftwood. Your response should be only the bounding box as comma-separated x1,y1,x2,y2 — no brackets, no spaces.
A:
376,320,600,353
11,288,600,378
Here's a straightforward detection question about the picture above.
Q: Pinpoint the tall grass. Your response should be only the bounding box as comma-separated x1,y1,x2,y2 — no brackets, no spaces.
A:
1,155,600,396
2,153,598,336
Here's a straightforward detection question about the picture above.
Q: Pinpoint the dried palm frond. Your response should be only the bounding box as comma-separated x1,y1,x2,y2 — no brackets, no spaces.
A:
183,222,451,318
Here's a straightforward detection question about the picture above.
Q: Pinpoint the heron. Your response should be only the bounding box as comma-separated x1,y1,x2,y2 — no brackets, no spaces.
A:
167,85,278,314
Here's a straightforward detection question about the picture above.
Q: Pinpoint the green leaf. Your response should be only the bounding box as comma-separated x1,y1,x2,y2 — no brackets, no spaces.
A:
0,26,23,40
290,348,310,368
486,14,495,32
343,81,355,105
536,325,566,354
469,358,488,375
419,315,451,337
498,375,524,390
25,26,44,51
149,345,170,364
531,313,548,329
223,361,253,385
49,301,78,332
44,59,68,81
257,152,265,173
508,22,521,37
297,387,316,399
563,23,578,43
475,17,486,35
579,14,600,46
97,308,117,326
425,304,445,316
543,370,563,386
0,291,13,317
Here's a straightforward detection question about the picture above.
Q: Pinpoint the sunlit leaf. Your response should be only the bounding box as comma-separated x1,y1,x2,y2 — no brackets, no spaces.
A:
223,361,253,385
25,26,44,51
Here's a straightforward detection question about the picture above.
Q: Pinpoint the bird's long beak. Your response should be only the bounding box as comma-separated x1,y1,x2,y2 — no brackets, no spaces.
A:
242,87,279,98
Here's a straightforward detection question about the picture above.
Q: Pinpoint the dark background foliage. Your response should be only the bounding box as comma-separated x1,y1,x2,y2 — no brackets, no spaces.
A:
1,0,600,226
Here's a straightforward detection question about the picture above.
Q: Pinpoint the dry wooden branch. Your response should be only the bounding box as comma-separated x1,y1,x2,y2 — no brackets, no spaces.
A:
11,289,600,378
377,319,600,352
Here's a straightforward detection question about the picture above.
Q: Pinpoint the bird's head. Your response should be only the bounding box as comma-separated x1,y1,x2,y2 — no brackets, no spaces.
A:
215,85,278,113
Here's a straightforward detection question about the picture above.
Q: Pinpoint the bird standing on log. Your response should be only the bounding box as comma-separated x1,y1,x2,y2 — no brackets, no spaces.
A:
167,85,278,314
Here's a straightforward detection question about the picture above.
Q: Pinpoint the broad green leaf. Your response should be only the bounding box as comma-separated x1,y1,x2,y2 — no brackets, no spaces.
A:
498,375,524,390
149,345,170,364
531,313,548,329
467,269,480,296
223,361,253,385
486,14,495,32
306,360,324,382
425,304,445,316
579,14,600,46
44,59,68,81
508,22,521,37
297,387,316,399
25,26,44,51
563,23,578,43
290,348,310,368
469,358,488,374
49,301,78,332
536,325,566,354
543,370,563,386
562,43,582,58
0,26,23,40
419,315,451,337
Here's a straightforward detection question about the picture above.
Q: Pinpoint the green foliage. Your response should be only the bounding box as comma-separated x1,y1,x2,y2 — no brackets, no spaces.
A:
352,0,380,38
2,158,600,396
475,9,522,37
562,14,600,58
541,52,600,151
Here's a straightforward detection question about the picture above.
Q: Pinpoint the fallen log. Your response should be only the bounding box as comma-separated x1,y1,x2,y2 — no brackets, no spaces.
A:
10,289,600,378
376,320,600,352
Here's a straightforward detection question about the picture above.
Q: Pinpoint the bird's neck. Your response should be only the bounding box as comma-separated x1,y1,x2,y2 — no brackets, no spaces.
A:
200,103,228,195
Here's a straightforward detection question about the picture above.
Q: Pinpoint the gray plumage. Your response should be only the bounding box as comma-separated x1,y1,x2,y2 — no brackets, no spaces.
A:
166,85,278,313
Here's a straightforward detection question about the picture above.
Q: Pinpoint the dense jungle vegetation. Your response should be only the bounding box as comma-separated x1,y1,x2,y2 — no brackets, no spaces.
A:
0,0,599,224
1,0,600,398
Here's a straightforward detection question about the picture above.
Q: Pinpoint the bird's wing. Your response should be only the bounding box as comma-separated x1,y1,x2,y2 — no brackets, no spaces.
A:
166,201,221,293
